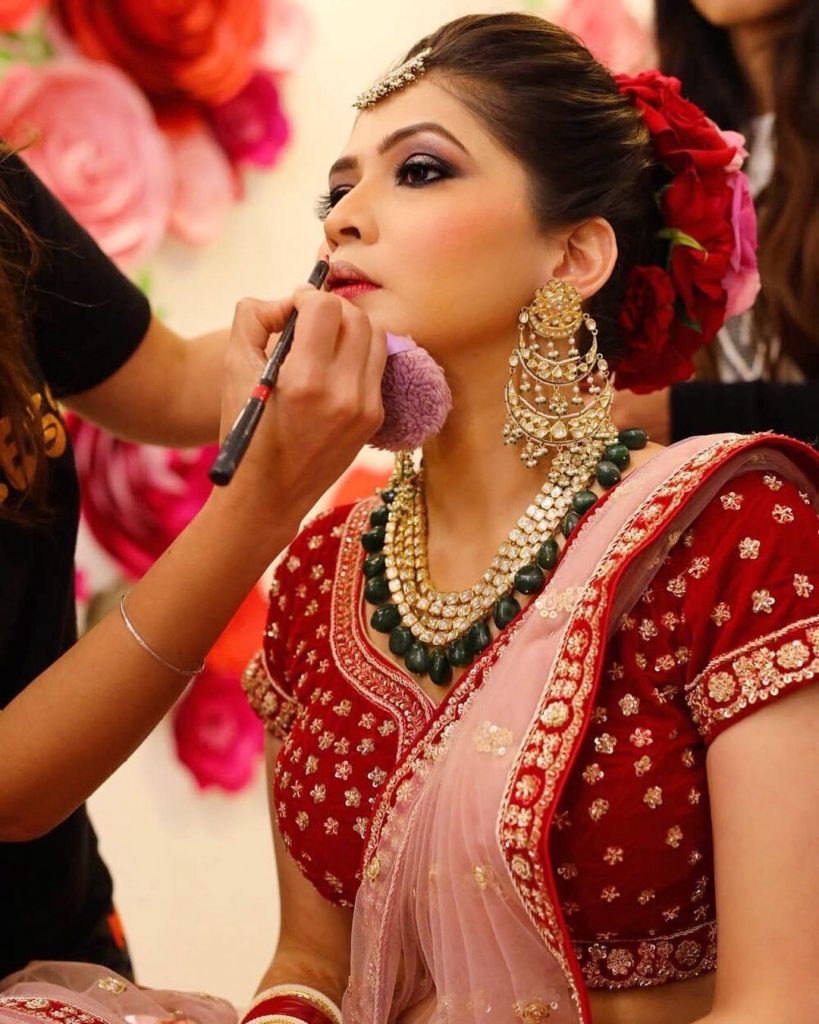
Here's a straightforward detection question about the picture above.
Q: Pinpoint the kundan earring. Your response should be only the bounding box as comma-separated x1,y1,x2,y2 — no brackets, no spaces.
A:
503,279,615,467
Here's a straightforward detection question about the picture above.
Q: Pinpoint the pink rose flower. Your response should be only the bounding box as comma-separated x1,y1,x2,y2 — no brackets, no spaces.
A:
722,167,760,319
554,0,652,74
0,0,45,30
718,131,760,319
210,70,289,168
166,123,238,247
173,666,265,792
68,414,216,579
0,59,173,268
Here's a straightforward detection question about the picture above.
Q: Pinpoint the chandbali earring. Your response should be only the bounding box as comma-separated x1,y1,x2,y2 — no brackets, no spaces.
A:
503,279,617,468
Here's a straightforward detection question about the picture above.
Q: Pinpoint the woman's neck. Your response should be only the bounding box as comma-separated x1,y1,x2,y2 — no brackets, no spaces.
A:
729,7,798,115
418,344,562,587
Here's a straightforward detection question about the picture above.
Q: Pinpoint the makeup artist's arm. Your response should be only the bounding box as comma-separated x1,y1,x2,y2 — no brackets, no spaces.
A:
66,316,229,447
0,290,387,841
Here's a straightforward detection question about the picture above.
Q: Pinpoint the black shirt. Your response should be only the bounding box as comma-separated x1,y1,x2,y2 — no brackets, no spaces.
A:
0,153,150,977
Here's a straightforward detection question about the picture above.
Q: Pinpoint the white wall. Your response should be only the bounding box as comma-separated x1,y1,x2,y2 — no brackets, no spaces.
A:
88,0,651,1006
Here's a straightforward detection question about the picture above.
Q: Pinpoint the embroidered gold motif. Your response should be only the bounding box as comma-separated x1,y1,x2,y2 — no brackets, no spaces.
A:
589,798,610,821
738,537,760,559
751,589,775,613
710,602,732,626
601,885,620,902
603,846,624,865
474,720,514,756
583,763,604,784
667,576,687,597
541,701,570,727
763,474,783,491
639,618,659,640
634,755,652,776
644,786,663,809
794,574,814,598
687,617,819,737
513,999,557,1022
772,504,795,524
688,556,710,578
630,728,653,747
666,825,683,848
720,491,743,510
594,733,617,754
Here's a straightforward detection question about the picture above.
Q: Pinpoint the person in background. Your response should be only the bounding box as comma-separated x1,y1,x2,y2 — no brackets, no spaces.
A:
0,150,385,981
612,0,819,445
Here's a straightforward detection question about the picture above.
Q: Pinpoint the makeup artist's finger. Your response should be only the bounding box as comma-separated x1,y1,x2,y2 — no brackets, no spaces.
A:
289,287,344,362
228,296,295,367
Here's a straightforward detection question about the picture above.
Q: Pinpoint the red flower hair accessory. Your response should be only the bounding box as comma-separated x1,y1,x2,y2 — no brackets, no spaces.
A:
612,71,760,393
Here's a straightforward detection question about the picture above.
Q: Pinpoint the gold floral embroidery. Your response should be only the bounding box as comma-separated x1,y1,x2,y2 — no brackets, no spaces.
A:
751,589,775,614
772,504,794,524
667,576,687,597
618,694,640,716
710,602,732,626
738,537,760,559
634,755,652,776
720,491,743,510
630,727,653,747
666,825,683,848
600,885,620,902
688,556,710,578
582,763,604,784
575,924,717,990
603,846,624,865
644,786,663,809
639,618,659,640
594,733,617,754
794,574,815,598
687,617,819,738
242,651,298,740
763,474,783,491
589,798,610,821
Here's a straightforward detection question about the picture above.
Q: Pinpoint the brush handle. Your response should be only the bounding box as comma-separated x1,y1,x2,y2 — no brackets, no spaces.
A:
209,260,329,487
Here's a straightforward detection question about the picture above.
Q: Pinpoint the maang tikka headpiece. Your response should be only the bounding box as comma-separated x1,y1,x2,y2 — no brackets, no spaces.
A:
503,280,617,468
353,48,433,110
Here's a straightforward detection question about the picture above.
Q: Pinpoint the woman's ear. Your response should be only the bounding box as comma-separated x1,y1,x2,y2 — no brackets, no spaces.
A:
548,217,618,299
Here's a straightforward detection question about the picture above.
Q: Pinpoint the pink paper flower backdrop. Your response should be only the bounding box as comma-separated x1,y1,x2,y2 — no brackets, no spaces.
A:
0,0,308,266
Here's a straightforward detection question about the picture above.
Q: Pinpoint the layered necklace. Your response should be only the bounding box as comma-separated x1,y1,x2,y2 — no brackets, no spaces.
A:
360,280,647,685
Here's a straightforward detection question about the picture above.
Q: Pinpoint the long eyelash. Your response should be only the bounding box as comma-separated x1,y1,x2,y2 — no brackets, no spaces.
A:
315,191,333,221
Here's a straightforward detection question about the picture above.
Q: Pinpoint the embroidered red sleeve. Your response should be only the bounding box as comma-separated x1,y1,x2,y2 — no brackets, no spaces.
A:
242,509,341,740
678,471,819,743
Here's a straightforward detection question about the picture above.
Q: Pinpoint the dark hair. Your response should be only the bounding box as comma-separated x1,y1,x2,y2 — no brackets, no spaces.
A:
0,153,47,524
399,13,661,362
655,0,819,378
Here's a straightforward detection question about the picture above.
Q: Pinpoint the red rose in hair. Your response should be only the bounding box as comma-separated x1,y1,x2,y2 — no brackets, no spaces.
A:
615,265,677,392
55,0,264,106
616,71,737,175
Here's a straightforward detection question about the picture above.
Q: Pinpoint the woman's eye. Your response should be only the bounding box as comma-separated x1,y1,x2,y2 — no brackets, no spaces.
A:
315,186,351,221
397,155,453,187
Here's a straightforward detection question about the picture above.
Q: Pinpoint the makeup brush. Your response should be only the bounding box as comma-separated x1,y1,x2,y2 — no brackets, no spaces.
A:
209,259,330,486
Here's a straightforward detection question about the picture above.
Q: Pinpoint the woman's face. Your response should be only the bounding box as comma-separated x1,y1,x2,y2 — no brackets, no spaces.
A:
689,0,798,28
319,78,564,360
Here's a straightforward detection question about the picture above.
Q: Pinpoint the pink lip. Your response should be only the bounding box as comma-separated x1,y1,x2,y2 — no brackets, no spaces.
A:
331,281,381,299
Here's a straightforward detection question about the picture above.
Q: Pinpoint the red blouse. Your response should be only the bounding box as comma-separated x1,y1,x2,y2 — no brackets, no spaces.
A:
244,469,819,990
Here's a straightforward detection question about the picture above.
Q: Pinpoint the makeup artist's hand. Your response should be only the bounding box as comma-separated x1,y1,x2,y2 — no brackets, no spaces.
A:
217,288,386,538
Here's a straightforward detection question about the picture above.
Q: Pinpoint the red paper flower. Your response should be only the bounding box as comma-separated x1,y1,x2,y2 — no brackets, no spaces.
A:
0,0,46,31
210,70,290,168
173,665,264,792
55,0,265,107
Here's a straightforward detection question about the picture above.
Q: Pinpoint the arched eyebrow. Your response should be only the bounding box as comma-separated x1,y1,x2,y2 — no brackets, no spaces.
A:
328,121,469,178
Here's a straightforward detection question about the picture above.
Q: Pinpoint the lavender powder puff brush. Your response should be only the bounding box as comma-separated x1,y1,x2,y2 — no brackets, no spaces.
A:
371,333,453,451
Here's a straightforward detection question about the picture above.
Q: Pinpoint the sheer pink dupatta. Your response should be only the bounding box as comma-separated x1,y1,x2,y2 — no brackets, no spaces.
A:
344,435,819,1024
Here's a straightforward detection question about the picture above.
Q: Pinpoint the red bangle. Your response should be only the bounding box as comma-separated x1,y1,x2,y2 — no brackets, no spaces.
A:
243,995,335,1024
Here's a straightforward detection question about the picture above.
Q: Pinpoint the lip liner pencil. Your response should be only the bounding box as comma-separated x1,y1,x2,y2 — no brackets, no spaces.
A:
209,259,330,486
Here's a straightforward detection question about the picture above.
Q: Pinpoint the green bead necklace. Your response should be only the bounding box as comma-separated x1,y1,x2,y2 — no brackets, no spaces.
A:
361,428,647,686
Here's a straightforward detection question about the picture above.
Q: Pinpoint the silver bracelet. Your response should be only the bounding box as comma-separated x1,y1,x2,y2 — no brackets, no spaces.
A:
119,593,205,678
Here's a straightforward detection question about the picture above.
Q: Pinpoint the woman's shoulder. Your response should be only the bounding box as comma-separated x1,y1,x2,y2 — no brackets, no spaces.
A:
281,499,374,571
